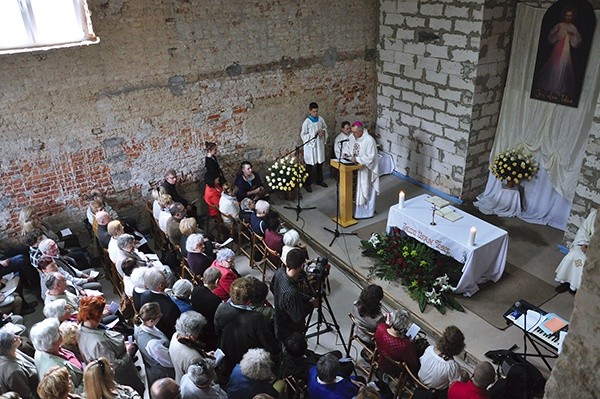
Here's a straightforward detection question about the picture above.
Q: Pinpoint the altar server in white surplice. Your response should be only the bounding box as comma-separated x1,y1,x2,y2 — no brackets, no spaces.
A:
300,102,328,192
350,121,379,219
555,208,598,293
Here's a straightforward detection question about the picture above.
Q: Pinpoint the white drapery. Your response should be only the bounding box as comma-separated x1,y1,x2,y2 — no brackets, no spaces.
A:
476,5,600,229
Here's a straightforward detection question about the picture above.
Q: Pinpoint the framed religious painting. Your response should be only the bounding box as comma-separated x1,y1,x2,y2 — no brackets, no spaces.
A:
530,0,596,107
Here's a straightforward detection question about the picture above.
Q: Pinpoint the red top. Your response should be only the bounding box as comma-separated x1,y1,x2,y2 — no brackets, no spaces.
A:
204,184,223,217
373,322,420,376
448,380,490,399
212,261,239,301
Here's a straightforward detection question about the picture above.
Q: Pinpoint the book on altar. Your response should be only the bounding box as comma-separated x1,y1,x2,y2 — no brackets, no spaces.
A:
435,206,463,222
426,196,450,208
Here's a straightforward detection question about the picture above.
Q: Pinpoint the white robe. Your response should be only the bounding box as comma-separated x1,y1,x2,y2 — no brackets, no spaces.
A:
353,130,379,218
555,208,597,290
301,116,328,165
334,132,354,160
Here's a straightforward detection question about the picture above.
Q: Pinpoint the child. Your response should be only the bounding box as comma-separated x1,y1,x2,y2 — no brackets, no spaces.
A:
300,102,328,192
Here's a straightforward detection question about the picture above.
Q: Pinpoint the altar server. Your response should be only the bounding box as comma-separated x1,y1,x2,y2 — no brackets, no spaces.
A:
300,102,328,192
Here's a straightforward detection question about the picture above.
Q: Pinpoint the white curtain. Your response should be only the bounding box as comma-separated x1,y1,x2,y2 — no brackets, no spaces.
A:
476,4,600,230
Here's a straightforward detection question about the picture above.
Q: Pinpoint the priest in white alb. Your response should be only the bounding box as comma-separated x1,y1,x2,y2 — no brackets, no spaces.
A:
349,121,379,219
555,207,598,293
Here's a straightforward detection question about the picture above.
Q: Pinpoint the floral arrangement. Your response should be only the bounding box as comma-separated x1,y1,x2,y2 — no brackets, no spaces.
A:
491,146,540,185
265,156,308,192
361,228,464,314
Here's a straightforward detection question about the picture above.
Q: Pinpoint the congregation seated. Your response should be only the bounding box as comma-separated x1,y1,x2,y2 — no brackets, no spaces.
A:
43,272,82,310
151,378,180,399
179,217,200,257
77,296,145,395
373,309,420,376
37,365,83,399
0,331,38,399
235,161,268,202
186,233,215,278
247,275,275,324
24,228,45,269
418,325,467,393
116,234,151,275
280,229,308,264
30,318,84,393
158,194,175,233
39,238,91,273
351,284,385,347
264,213,284,267
166,202,186,247
38,256,101,300
555,208,597,294
139,268,181,338
190,267,222,351
151,187,163,221
95,211,112,249
133,302,175,388
122,258,144,297
239,198,255,224
211,247,240,301
307,353,361,399
131,267,149,311
160,169,198,218
219,183,240,229
0,248,39,307
448,361,495,399
42,298,74,323
204,173,223,219
251,200,270,236
169,311,211,383
85,188,119,226
181,358,227,399
226,348,280,399
83,356,142,399
171,279,193,313
107,220,126,264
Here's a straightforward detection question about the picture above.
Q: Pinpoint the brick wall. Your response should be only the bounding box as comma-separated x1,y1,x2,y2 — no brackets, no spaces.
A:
0,0,378,240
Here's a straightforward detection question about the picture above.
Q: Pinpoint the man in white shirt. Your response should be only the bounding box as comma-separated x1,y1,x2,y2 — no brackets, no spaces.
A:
333,121,353,160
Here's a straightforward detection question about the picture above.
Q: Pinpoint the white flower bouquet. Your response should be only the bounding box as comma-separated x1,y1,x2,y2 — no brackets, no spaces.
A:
265,156,308,192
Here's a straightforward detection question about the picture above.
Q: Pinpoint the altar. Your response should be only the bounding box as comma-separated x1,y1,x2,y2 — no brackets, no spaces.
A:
386,194,509,296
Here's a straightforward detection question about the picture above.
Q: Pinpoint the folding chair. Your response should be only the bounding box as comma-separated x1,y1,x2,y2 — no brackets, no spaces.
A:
238,219,255,265
347,313,377,379
397,361,436,399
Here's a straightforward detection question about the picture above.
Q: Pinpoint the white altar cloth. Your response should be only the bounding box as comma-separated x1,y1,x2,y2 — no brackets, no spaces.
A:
386,194,509,296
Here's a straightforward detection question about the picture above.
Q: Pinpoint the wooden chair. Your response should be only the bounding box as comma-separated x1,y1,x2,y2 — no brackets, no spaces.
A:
347,313,377,379
238,219,255,266
397,361,435,399
177,246,201,285
205,203,223,242
369,352,407,399
252,233,269,282
145,201,170,255
283,375,308,399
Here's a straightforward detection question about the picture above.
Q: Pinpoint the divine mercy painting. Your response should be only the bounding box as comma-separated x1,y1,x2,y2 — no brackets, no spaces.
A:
530,0,596,107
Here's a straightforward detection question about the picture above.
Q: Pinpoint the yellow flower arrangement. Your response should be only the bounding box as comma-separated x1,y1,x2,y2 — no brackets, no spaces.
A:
491,146,539,184
265,156,308,191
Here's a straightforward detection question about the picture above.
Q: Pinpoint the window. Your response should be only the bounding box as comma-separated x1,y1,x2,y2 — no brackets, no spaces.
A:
0,0,99,55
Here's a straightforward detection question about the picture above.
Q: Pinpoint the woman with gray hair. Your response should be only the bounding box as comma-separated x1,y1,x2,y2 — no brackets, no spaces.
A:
116,234,150,275
186,233,214,278
211,247,240,301
171,279,193,313
0,331,38,399
373,309,419,375
42,298,73,322
226,348,278,399
280,229,308,264
169,311,209,383
180,358,227,399
30,318,84,393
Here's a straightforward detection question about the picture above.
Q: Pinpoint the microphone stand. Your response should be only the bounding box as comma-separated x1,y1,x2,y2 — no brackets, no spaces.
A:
323,140,356,246
283,135,319,221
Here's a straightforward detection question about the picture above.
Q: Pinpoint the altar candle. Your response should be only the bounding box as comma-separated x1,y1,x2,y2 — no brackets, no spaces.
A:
399,191,405,209
468,226,477,246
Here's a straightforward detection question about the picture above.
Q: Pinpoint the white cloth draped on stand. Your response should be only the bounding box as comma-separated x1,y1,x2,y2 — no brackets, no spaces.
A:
474,5,600,230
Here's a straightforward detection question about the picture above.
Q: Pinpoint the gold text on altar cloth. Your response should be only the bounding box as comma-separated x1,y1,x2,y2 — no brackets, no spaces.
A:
402,222,452,255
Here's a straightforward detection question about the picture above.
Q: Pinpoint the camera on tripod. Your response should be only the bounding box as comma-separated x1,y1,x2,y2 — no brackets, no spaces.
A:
305,256,330,279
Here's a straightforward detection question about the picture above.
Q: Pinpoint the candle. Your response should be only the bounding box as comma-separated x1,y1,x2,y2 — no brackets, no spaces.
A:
468,226,477,246
398,191,405,209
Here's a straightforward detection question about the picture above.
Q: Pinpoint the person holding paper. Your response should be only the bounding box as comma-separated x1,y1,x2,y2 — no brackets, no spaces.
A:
373,309,420,376
555,208,597,293
350,121,379,219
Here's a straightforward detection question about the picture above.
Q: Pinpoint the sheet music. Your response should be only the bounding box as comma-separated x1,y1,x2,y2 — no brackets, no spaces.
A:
514,310,546,332
406,323,421,340
60,228,73,237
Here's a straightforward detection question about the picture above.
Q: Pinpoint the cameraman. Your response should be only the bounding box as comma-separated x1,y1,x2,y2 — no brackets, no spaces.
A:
271,248,318,340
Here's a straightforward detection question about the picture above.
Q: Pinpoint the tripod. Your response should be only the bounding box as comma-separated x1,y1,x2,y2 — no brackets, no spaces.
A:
283,136,319,221
305,270,348,354
324,140,357,246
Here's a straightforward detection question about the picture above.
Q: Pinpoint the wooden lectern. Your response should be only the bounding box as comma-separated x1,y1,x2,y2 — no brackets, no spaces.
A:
330,160,362,227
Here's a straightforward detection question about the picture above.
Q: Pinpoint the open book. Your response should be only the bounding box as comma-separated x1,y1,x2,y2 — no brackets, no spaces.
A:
435,206,463,222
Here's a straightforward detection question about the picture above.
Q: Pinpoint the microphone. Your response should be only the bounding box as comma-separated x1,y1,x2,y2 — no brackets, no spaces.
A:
514,301,522,309
339,139,350,143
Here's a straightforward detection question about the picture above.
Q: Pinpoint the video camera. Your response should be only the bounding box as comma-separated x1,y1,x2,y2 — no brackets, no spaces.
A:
305,256,330,279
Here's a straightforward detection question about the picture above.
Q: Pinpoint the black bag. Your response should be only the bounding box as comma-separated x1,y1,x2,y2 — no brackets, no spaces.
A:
489,352,546,399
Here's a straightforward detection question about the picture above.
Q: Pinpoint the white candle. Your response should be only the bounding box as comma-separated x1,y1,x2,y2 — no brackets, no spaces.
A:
468,226,477,246
398,191,405,208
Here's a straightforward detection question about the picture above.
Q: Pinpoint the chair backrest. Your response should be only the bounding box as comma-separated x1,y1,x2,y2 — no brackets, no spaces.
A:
237,219,255,264
253,233,269,282
347,313,377,381
284,375,308,399
399,361,435,399
262,238,282,272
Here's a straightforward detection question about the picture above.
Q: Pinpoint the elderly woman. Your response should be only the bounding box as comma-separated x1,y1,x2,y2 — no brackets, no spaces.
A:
171,279,193,313
251,200,270,236
116,234,150,276
179,217,199,257
77,296,144,395
38,366,83,399
107,220,126,264
418,325,466,392
374,309,419,375
280,229,308,264
38,256,99,299
30,318,84,393
84,357,142,399
181,358,227,399
186,233,215,278
263,213,284,267
134,302,175,388
219,183,240,229
0,332,38,399
169,311,209,383
158,194,174,233
211,248,240,301
226,348,279,399
351,284,385,347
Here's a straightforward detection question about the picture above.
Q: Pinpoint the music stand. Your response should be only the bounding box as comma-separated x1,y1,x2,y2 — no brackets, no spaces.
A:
283,135,319,221
324,140,357,246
